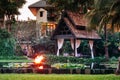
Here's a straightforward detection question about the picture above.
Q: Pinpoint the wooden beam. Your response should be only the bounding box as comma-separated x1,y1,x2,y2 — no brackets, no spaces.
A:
54,35,75,39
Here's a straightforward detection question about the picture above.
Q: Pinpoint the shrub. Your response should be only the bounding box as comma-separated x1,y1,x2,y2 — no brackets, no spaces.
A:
0,29,16,56
51,63,85,69
94,32,120,57
44,55,106,65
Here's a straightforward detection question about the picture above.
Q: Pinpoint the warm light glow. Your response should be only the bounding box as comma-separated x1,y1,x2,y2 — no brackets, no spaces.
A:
38,66,43,69
34,55,44,64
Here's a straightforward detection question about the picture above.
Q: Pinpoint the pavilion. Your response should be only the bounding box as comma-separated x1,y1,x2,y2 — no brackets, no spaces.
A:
51,11,101,59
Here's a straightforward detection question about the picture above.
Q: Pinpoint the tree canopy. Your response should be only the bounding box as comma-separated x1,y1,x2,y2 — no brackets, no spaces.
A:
86,0,120,32
47,0,94,13
85,0,120,60
0,0,26,20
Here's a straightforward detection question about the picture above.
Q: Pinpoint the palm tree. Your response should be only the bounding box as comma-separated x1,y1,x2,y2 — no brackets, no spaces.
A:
108,0,120,32
85,0,120,60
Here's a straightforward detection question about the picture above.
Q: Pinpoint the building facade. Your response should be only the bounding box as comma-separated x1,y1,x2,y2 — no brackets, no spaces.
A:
29,0,56,40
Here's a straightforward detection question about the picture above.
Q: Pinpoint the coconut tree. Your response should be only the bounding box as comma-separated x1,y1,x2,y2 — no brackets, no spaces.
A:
109,0,120,51
85,0,120,60
108,0,120,32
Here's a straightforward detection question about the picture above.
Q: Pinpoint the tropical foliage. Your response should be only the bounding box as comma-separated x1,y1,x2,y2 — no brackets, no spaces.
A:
47,0,94,21
0,29,16,56
44,55,106,65
0,0,26,30
108,0,120,31
85,0,120,31
94,32,120,57
0,0,26,19
85,0,120,60
47,0,94,12
0,0,26,58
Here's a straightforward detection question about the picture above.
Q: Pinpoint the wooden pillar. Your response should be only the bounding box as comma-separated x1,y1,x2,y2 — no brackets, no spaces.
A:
73,39,78,57
55,40,57,55
89,40,94,59
73,39,75,56
89,40,94,69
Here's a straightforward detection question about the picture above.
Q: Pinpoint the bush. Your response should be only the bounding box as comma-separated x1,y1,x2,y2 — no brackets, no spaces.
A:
94,32,120,57
44,55,106,65
51,63,85,69
0,29,16,56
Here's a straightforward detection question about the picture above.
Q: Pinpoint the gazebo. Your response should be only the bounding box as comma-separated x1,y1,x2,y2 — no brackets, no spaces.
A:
51,11,101,59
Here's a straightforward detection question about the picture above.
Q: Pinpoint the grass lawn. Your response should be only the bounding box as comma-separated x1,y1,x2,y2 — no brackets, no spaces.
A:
0,74,120,80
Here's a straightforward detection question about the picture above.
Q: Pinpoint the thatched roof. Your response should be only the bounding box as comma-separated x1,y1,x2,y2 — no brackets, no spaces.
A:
51,11,101,40
66,11,87,27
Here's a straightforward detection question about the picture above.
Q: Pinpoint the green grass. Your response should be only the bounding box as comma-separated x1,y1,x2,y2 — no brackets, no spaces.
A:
0,74,120,80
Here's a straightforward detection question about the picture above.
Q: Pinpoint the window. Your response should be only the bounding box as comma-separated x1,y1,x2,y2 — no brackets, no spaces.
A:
40,11,43,17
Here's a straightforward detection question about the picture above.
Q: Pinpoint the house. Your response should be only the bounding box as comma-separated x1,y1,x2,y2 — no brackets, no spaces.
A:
28,0,57,39
51,11,101,58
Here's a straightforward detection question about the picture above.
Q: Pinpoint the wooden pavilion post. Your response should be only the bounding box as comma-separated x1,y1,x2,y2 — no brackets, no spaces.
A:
74,39,78,57
89,40,94,59
55,40,57,55
89,40,94,69
74,39,76,56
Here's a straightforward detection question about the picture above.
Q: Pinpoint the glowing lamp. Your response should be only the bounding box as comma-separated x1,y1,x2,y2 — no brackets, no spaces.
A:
34,55,44,64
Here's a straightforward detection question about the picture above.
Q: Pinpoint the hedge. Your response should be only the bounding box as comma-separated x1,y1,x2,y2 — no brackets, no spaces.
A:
43,55,106,65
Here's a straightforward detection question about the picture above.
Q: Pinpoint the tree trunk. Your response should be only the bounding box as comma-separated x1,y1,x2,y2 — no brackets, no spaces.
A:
104,24,109,60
